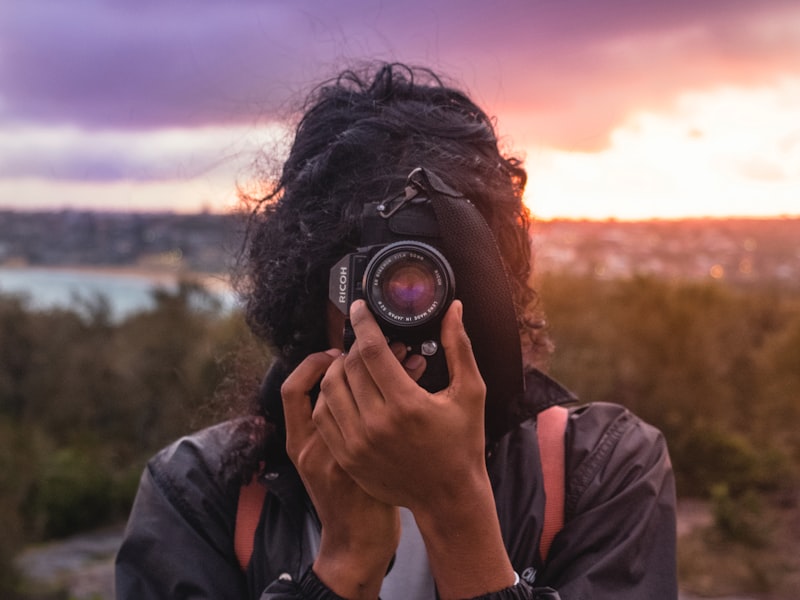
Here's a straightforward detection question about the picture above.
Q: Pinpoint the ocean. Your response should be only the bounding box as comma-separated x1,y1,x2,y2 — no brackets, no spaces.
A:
0,267,236,321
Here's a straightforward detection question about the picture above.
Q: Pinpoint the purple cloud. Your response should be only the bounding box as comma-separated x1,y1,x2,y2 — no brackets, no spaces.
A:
1,0,797,132
0,0,798,191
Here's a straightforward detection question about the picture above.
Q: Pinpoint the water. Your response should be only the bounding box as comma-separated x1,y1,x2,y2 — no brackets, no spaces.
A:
0,267,235,321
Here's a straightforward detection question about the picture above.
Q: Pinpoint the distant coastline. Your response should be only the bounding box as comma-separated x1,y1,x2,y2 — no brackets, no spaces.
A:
0,263,232,287
0,265,236,319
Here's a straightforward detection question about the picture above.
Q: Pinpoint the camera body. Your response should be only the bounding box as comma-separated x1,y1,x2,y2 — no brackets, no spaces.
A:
325,167,525,436
328,197,455,390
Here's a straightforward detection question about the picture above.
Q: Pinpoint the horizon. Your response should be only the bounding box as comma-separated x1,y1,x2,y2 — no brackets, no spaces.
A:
2,1,799,220
2,205,798,224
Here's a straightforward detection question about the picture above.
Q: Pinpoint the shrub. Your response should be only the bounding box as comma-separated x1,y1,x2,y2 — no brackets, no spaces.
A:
26,449,114,539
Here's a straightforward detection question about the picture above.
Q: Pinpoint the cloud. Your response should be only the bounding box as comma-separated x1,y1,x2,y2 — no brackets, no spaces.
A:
525,79,800,219
2,0,799,138
484,2,800,150
0,123,288,182
0,177,241,214
1,0,800,208
0,1,317,129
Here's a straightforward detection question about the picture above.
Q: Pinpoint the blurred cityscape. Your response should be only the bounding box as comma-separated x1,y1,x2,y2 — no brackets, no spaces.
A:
533,217,800,286
0,210,242,273
1,209,799,286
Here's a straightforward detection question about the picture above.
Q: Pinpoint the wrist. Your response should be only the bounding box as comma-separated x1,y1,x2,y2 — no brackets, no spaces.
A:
313,535,394,600
412,475,516,600
410,465,494,534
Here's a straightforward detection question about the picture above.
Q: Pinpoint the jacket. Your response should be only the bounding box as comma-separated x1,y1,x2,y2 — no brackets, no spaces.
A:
115,369,677,599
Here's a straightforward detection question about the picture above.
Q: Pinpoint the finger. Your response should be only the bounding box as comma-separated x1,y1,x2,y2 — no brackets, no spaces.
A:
439,301,485,398
342,337,388,414
388,341,427,383
317,355,363,439
282,350,339,452
348,300,416,398
311,390,345,448
403,353,427,382
389,341,410,362
312,389,354,471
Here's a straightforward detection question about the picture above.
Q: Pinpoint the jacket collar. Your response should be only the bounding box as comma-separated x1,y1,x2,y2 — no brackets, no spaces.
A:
487,367,578,443
522,368,578,414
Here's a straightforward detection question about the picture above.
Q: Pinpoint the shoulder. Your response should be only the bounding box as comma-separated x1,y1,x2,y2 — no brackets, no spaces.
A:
150,419,244,481
117,420,254,598
566,402,666,465
564,402,672,518
150,419,245,475
144,419,248,523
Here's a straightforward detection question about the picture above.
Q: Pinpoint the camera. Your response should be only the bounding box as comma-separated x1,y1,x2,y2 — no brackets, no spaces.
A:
326,167,525,432
328,183,456,389
329,239,455,352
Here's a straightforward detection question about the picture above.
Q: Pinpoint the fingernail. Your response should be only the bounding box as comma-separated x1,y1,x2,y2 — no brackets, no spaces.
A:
454,300,463,320
325,348,341,358
350,299,366,317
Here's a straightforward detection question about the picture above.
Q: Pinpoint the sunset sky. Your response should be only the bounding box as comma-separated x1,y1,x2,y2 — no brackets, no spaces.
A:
1,0,798,220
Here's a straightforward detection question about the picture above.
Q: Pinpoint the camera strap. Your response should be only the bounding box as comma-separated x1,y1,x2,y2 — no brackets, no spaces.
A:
408,168,525,441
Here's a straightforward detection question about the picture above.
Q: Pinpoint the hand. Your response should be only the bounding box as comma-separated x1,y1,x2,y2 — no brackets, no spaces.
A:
282,350,400,599
314,299,488,510
313,299,515,599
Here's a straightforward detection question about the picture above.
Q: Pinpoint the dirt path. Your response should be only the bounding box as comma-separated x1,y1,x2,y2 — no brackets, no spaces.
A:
15,525,122,599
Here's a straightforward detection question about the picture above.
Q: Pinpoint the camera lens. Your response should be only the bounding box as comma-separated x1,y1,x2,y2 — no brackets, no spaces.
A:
381,261,437,315
364,242,454,328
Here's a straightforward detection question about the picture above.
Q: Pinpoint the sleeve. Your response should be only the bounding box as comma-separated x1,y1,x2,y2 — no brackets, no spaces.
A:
259,570,561,600
115,442,249,600
115,428,331,600
259,568,342,600
539,403,678,599
468,581,561,600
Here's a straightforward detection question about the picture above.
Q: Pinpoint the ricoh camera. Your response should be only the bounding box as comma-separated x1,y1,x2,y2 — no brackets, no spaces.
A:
328,173,456,388
326,167,525,419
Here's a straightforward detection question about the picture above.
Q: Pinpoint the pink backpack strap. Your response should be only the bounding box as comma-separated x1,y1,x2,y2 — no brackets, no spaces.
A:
234,478,268,570
537,405,569,562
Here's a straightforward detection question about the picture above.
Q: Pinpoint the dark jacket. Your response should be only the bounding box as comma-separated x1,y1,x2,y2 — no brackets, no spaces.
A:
115,370,677,599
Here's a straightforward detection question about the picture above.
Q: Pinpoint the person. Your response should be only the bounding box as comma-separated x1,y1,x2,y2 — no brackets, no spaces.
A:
116,63,677,599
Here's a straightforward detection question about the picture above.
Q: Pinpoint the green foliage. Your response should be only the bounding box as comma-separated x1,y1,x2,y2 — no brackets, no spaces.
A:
2,271,799,592
0,420,32,592
675,426,790,497
709,483,767,547
0,281,269,592
539,273,800,498
27,449,114,539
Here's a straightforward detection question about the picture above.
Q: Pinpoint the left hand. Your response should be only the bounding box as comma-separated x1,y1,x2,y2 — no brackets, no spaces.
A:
282,349,400,599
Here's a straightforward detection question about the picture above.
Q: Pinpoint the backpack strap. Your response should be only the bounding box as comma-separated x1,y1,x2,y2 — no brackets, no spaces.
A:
537,404,569,563
234,405,569,571
234,478,268,570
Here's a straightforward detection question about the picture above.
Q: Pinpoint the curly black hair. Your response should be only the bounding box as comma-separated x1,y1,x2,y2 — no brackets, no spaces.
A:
236,62,549,371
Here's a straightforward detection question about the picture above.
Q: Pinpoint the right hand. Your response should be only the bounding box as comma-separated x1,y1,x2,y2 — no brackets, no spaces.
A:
314,300,489,511
312,301,516,599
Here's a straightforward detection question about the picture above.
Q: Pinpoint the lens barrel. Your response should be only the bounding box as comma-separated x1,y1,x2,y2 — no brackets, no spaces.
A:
363,241,455,328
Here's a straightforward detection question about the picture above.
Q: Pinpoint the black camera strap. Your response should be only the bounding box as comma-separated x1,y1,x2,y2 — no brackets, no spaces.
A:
409,168,525,442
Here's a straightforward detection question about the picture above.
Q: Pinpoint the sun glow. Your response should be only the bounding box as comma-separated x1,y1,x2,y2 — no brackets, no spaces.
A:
524,79,800,220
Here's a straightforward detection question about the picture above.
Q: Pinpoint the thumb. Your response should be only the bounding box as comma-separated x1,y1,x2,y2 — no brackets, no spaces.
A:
440,301,486,401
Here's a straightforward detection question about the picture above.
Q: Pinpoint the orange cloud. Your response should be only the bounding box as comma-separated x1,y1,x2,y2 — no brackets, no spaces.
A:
484,3,800,153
